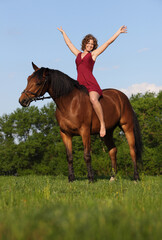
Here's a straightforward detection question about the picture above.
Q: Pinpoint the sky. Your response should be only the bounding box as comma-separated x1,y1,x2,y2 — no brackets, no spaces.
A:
1,0,162,116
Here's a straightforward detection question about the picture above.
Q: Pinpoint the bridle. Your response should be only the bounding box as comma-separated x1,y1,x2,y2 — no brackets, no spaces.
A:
22,75,51,102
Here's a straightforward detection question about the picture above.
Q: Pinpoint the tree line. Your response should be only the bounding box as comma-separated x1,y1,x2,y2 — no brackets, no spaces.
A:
0,92,161,177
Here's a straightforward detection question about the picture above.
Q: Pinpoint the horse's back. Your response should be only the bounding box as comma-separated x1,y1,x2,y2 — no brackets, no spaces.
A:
104,88,134,125
102,88,128,100
102,88,132,112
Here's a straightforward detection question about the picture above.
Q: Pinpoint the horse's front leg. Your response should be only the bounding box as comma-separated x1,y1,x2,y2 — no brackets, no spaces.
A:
60,130,75,182
81,128,94,182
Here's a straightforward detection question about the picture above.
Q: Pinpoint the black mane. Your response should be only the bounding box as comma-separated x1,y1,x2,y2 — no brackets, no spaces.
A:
33,67,45,80
48,69,88,98
36,68,88,98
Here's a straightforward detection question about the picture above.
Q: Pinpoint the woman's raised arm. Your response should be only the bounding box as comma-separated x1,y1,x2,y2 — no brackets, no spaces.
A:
92,26,127,60
57,27,80,56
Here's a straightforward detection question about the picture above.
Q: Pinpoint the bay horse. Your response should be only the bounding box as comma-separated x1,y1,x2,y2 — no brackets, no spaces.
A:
19,62,142,181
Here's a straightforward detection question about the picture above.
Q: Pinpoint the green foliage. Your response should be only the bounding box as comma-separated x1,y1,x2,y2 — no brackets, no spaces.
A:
0,92,161,176
130,91,162,175
0,175,161,240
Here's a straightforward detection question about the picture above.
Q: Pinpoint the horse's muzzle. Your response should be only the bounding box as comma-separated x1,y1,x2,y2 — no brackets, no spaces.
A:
19,97,31,107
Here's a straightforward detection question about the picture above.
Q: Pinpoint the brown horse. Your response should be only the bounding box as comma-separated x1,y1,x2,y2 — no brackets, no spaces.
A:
19,62,142,181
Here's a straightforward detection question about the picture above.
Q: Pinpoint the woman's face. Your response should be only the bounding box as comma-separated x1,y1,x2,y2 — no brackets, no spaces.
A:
85,39,94,52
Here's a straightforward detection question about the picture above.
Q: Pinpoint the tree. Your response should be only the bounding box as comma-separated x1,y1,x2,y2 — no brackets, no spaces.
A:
130,91,162,174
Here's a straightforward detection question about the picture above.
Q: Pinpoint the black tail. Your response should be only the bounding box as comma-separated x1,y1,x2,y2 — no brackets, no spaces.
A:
133,110,143,163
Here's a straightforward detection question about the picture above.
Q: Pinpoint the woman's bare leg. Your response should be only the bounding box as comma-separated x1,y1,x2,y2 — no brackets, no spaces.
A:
89,91,106,137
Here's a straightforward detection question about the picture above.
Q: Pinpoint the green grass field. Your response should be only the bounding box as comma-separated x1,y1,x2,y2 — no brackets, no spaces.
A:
0,175,161,240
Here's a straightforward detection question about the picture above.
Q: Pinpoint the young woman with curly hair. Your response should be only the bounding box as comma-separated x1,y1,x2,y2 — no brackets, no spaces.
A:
57,26,127,137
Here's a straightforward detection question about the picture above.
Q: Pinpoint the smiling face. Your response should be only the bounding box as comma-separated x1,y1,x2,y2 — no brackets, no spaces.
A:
85,39,94,52
81,34,98,51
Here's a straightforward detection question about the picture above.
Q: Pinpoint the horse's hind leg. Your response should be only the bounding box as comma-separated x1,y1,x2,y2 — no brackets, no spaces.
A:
81,128,94,182
121,125,139,181
104,130,117,180
60,131,75,182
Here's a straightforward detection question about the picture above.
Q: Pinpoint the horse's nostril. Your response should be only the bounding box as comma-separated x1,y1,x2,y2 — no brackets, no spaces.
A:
19,98,28,107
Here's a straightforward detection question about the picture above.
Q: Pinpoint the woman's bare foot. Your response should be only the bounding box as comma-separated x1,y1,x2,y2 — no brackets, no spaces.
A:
100,124,106,137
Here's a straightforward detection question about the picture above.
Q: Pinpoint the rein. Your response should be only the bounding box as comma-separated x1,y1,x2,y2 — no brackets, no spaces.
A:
33,95,51,101
22,76,51,102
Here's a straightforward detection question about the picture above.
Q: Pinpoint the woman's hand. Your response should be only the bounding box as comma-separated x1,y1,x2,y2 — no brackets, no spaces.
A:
92,25,127,59
57,26,64,34
119,25,127,33
57,27,80,56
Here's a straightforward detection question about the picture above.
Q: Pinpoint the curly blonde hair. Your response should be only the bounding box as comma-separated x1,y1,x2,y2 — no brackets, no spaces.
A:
81,34,98,51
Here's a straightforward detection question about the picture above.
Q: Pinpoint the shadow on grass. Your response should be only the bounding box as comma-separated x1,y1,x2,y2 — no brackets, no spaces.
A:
75,174,135,182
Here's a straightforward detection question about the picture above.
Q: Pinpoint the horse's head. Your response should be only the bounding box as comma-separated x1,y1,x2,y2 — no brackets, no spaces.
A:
19,62,49,107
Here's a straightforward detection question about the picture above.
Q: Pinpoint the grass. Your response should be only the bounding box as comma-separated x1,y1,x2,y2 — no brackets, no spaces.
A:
0,175,161,240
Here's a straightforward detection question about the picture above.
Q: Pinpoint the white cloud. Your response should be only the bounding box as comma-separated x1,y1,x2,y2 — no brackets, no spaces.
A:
112,65,120,70
54,58,61,63
137,48,149,53
96,65,120,71
97,67,109,71
120,82,162,97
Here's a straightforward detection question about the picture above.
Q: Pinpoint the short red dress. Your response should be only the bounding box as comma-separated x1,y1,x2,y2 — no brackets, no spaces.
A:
75,52,102,96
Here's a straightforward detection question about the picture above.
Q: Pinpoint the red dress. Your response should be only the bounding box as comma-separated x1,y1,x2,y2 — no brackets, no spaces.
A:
75,52,102,96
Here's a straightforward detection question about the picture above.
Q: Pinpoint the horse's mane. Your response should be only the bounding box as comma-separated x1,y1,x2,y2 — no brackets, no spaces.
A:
33,67,45,80
40,68,88,98
49,69,88,98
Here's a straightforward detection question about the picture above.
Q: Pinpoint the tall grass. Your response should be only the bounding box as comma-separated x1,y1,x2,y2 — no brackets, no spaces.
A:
0,175,161,240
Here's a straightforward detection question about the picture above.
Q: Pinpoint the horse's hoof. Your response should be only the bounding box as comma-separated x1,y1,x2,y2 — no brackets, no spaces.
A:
89,179,94,183
134,174,140,181
110,177,115,182
68,175,75,182
88,175,94,183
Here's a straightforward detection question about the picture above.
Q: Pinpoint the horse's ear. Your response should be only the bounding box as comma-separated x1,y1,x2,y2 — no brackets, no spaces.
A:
32,62,39,71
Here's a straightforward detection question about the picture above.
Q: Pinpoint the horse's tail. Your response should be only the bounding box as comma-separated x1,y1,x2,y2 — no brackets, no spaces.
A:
133,110,143,163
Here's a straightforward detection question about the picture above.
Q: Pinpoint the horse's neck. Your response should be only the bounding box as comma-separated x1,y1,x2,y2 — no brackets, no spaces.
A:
47,74,90,111
47,86,56,101
49,88,76,109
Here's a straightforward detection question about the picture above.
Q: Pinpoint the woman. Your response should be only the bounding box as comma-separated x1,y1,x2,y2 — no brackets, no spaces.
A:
57,26,127,137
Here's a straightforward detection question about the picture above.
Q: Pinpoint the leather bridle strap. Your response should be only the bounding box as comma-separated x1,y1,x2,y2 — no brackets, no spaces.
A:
22,76,51,101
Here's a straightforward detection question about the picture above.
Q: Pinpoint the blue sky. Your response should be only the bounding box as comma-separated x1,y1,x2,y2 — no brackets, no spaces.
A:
1,0,162,115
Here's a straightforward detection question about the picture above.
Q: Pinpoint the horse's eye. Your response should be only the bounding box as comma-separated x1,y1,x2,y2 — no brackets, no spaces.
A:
36,82,42,86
